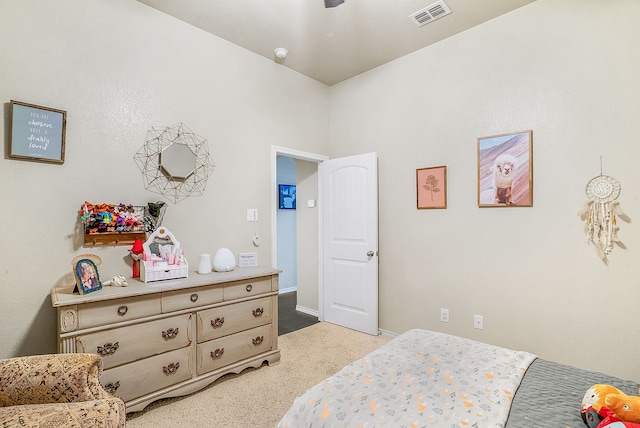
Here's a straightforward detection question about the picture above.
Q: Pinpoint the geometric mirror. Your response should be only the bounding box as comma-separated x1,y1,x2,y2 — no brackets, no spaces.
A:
134,123,214,204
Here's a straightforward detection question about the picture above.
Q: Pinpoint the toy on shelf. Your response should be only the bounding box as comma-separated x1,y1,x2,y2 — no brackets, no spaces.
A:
140,227,188,283
129,238,144,278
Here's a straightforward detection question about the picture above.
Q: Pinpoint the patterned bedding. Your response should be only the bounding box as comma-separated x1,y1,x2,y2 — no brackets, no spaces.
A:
278,329,537,427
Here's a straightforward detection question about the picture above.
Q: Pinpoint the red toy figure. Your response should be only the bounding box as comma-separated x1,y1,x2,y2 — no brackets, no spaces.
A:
129,238,144,278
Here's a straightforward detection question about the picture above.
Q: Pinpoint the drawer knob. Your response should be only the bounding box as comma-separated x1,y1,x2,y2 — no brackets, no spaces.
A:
117,305,128,316
252,307,264,317
245,284,253,292
163,362,180,375
252,336,264,346
190,293,198,303
211,317,225,328
97,342,119,357
162,327,179,340
104,381,120,394
210,348,225,359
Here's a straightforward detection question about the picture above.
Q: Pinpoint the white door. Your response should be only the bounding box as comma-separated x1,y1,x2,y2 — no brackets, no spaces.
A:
320,152,378,335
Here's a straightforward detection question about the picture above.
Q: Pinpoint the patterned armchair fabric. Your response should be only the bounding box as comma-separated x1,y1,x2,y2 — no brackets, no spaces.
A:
0,353,125,427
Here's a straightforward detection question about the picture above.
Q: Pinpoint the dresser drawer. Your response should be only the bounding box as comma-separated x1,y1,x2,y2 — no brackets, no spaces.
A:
162,284,223,313
197,324,272,375
223,277,273,301
76,313,192,369
101,346,192,403
196,297,272,343
77,295,161,329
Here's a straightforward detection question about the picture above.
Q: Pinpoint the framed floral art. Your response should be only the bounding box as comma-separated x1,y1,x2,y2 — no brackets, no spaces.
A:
417,166,447,209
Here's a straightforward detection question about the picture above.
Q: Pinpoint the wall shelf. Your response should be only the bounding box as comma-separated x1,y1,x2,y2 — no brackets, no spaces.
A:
84,231,146,247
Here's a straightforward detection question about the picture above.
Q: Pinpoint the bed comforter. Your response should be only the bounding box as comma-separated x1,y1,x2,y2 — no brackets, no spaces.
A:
278,329,640,428
278,329,536,427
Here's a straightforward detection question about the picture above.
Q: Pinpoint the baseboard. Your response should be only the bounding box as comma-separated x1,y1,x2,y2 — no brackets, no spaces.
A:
378,328,399,338
295,305,318,318
279,287,297,294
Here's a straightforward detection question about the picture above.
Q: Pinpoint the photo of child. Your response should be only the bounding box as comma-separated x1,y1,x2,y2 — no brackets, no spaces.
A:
74,257,102,295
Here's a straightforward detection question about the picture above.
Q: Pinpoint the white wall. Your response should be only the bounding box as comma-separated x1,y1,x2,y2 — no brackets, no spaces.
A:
296,160,319,312
328,0,640,381
0,0,328,357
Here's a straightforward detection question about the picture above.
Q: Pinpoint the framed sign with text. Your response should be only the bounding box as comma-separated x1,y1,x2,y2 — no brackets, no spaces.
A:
9,100,67,164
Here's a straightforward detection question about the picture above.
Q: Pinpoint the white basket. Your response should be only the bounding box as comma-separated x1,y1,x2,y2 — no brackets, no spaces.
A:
141,261,189,283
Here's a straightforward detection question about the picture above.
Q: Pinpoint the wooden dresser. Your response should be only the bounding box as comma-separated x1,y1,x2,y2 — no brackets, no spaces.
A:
50,266,281,413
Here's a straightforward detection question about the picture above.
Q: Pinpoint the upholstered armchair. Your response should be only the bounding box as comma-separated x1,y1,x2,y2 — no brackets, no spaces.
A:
0,353,125,427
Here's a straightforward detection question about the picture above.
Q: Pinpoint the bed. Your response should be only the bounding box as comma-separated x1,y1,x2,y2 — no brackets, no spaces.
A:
278,329,640,427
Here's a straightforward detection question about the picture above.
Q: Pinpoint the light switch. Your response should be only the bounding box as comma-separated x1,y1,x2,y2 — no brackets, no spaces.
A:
307,199,316,208
246,209,258,222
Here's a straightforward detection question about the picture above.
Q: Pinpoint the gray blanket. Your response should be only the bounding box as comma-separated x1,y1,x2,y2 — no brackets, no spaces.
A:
506,358,640,427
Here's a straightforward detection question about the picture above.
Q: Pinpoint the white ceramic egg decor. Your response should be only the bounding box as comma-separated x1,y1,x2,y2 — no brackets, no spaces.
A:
213,248,236,272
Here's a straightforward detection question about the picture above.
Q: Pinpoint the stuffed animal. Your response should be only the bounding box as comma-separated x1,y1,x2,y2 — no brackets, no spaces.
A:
103,275,128,287
582,384,640,428
606,391,640,424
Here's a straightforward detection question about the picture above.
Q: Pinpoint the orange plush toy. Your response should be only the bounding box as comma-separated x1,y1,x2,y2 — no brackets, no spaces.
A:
582,384,640,428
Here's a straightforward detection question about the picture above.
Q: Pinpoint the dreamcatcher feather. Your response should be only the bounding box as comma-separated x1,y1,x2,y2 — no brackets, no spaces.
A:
578,172,627,260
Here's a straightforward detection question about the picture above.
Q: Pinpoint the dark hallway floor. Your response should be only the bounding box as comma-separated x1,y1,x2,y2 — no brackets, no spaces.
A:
278,291,319,335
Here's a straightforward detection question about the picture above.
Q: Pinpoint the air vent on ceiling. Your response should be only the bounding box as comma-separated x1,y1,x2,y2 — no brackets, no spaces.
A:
409,0,452,27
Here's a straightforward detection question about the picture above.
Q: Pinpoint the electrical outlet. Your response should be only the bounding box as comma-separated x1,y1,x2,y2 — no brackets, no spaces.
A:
440,308,449,323
474,315,484,329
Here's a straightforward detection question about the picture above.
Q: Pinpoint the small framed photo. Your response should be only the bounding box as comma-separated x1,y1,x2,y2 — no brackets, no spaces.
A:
279,184,296,209
477,130,533,207
73,257,102,295
417,166,447,209
9,100,67,164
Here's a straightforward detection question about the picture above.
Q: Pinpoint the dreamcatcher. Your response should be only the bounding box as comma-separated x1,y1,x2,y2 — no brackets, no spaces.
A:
578,160,628,261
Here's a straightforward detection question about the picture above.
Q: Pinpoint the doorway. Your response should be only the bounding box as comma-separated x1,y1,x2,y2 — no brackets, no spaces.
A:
271,147,379,335
271,146,328,327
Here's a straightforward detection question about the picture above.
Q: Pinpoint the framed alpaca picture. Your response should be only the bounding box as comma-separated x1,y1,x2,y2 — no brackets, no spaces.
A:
477,130,533,207
417,166,447,209
73,255,102,295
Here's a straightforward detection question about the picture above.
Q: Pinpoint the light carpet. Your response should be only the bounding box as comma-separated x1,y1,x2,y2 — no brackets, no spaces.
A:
125,322,391,428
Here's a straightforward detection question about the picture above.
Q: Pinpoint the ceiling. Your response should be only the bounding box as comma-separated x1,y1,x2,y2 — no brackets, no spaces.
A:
137,0,537,86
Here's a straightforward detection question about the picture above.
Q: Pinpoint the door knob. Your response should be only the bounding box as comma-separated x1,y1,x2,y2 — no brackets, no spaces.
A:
367,251,375,257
